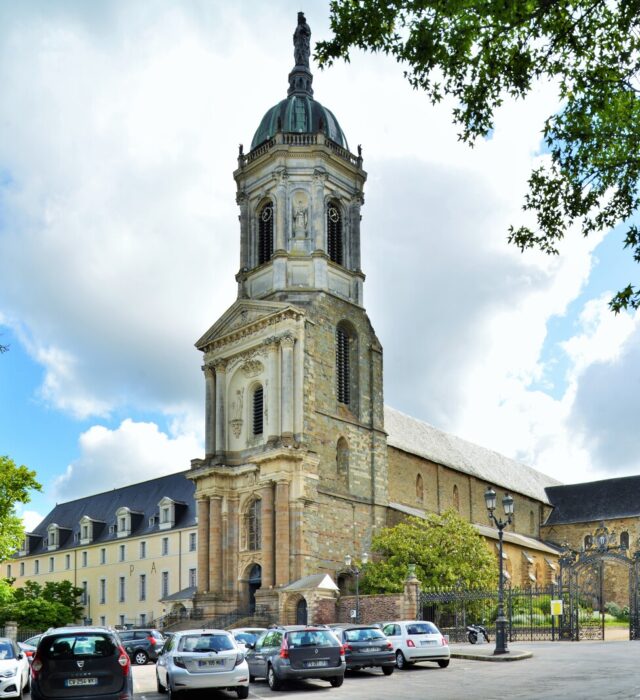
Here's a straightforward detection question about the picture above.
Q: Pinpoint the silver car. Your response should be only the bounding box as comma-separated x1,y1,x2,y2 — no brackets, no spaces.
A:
155,629,249,700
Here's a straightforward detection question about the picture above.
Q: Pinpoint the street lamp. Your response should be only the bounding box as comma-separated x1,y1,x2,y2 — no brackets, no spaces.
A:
344,552,368,623
484,487,514,655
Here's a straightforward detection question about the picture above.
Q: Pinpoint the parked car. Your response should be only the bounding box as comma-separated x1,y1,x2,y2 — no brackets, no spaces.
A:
381,620,450,669
117,629,165,665
0,636,30,699
155,629,249,699
21,635,42,650
30,626,133,700
229,628,267,650
17,641,37,664
244,625,345,691
330,624,395,674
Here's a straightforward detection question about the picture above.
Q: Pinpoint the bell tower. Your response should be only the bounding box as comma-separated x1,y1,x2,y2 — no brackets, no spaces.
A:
189,13,388,619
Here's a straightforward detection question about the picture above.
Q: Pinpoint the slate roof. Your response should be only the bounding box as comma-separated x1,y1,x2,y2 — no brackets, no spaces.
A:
544,475,640,525
385,406,561,504
22,471,196,555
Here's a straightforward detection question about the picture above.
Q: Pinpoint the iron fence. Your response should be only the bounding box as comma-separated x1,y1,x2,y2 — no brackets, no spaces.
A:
421,586,562,642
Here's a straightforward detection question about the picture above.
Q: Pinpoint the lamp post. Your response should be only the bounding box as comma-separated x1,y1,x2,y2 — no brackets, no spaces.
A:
344,552,368,623
484,487,514,655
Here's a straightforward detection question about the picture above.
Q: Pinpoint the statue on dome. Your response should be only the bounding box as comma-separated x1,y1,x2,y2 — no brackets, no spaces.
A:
293,12,311,68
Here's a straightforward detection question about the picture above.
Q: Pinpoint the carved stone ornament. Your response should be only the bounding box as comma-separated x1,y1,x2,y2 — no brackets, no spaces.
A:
280,333,296,349
230,419,243,439
231,388,244,421
241,360,263,377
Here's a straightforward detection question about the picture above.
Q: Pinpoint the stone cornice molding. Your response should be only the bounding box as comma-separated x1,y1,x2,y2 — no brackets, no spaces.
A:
200,307,304,354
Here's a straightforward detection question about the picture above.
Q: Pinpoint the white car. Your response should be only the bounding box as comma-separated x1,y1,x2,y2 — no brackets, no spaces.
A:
381,621,450,669
229,628,267,650
0,637,30,699
156,629,249,699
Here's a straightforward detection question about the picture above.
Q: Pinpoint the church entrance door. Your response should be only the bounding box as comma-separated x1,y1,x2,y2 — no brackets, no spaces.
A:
248,564,262,614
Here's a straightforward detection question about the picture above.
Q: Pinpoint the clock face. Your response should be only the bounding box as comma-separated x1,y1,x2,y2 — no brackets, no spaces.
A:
328,206,340,223
261,205,273,222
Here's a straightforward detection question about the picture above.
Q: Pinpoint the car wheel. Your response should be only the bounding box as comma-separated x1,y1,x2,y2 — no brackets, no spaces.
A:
134,650,149,665
267,664,282,691
395,650,407,669
382,665,394,676
329,675,344,688
437,659,450,668
156,672,166,694
236,686,249,699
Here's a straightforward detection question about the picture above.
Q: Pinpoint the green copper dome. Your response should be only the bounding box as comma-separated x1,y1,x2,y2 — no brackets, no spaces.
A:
250,95,349,151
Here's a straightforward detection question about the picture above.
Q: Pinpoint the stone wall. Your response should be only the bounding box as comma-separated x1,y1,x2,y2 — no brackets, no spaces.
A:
337,594,404,624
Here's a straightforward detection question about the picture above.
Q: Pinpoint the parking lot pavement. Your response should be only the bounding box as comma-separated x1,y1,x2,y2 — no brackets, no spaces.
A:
131,641,640,699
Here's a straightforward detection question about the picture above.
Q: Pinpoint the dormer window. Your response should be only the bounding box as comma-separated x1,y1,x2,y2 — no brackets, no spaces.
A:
158,498,177,531
79,516,102,545
47,526,58,549
116,508,132,538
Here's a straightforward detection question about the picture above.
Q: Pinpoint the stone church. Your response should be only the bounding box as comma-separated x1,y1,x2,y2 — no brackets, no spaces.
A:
186,13,563,622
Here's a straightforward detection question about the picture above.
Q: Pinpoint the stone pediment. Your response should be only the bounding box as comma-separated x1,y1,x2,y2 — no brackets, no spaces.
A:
196,299,304,350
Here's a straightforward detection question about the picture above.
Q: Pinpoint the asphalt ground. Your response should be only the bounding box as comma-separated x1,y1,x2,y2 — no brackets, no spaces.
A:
129,639,640,700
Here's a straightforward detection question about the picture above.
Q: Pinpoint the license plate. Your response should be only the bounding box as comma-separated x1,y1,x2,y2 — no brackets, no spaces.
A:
305,660,328,668
419,640,437,646
66,678,98,687
363,647,381,652
198,659,224,667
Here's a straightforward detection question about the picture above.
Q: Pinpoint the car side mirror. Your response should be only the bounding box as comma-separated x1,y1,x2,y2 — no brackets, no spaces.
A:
246,642,255,650
17,652,24,660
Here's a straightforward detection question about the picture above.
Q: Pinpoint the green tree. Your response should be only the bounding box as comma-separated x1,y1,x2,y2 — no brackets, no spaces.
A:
359,510,496,593
0,456,41,561
317,0,640,311
0,579,83,628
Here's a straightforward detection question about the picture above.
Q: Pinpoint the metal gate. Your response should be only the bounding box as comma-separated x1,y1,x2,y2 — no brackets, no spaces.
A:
557,522,640,641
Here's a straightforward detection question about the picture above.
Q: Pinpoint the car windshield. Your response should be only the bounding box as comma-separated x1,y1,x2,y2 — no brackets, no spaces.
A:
234,633,258,645
0,642,16,660
287,630,337,647
179,634,234,653
41,634,116,658
406,623,439,635
344,628,386,642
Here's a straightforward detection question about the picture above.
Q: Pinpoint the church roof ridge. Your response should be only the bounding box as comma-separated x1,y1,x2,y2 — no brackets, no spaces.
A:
384,405,561,504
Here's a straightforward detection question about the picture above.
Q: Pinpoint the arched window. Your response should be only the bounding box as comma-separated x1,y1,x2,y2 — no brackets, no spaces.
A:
258,201,274,265
453,484,460,512
336,326,350,405
337,437,349,480
584,534,593,549
327,201,343,265
252,386,264,436
416,474,424,504
621,531,630,549
246,500,262,551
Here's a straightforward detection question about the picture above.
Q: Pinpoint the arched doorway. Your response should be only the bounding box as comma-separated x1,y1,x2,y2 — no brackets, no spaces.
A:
248,564,262,614
295,598,308,625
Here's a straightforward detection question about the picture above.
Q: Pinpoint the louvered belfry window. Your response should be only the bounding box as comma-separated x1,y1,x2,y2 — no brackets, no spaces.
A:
253,386,264,435
327,203,343,264
336,327,350,405
258,202,274,265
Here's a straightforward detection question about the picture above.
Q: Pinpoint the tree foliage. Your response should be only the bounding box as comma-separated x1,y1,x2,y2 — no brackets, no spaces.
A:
317,0,640,311
0,456,41,561
0,579,84,628
359,511,496,593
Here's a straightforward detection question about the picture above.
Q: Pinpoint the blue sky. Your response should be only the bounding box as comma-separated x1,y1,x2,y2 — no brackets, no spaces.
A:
1,0,639,529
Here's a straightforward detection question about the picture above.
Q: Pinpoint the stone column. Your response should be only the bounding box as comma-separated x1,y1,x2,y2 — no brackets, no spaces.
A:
290,499,305,581
280,334,295,443
349,195,362,271
261,483,275,588
274,169,288,252
312,169,327,252
227,497,240,600
275,480,291,586
266,338,280,443
196,498,210,593
209,497,222,594
293,332,303,438
214,360,227,458
403,565,421,620
204,366,216,458
237,191,250,270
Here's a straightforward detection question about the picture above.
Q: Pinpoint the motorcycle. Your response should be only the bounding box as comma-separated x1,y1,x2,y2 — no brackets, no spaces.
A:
466,624,490,644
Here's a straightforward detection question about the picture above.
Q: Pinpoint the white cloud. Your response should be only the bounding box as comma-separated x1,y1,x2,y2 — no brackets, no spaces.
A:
0,0,638,496
53,419,200,501
21,510,45,533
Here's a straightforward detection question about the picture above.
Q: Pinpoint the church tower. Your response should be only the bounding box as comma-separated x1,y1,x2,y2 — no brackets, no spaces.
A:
189,13,388,619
